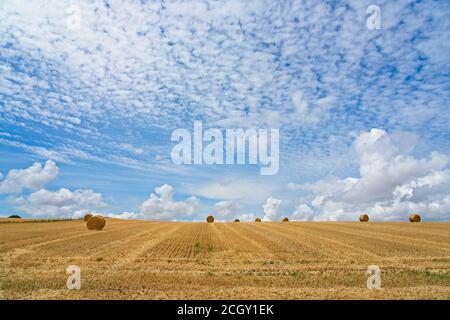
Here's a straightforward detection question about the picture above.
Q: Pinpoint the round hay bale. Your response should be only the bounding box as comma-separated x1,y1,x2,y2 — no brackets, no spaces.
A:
409,214,421,223
83,213,93,222
359,214,369,222
234,219,240,222
86,215,106,230
255,218,262,222
206,215,214,223
282,217,289,222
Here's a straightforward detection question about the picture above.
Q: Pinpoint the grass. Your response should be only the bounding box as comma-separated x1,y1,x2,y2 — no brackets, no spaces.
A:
193,242,213,255
421,270,450,282
0,218,80,224
194,242,201,255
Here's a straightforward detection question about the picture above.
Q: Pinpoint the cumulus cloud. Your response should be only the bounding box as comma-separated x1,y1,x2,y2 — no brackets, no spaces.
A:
138,184,199,220
291,129,450,221
16,188,106,218
0,160,106,218
107,211,139,220
108,185,200,221
0,160,59,194
292,204,315,221
235,213,259,222
189,177,279,204
262,197,282,221
214,200,240,218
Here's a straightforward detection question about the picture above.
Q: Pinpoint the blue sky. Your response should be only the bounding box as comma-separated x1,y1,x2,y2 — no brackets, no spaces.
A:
0,0,449,221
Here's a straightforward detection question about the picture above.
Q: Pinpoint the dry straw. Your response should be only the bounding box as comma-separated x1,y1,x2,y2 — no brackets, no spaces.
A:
409,214,421,223
234,219,240,222
206,215,214,223
83,213,93,222
86,215,106,230
282,217,289,222
359,214,369,222
255,218,262,222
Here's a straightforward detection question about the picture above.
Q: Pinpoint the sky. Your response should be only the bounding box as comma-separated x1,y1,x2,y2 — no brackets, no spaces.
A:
0,0,449,221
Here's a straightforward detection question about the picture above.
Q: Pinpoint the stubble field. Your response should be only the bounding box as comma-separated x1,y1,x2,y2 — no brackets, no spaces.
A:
0,218,449,299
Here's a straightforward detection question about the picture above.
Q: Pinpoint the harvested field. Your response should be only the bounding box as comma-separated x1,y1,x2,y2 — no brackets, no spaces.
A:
0,219,449,299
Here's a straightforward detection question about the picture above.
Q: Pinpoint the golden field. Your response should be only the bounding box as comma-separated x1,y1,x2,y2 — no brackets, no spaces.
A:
0,218,449,299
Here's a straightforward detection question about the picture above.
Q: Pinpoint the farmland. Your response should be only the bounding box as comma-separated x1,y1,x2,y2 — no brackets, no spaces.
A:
0,219,449,299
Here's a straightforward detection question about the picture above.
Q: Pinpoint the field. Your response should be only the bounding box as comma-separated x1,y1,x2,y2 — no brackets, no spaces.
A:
0,218,450,299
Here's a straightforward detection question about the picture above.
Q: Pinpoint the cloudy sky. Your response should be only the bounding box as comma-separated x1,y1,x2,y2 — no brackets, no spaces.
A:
0,0,449,221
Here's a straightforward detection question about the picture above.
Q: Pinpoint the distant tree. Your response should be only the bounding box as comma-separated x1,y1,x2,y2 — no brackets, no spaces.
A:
8,215,21,219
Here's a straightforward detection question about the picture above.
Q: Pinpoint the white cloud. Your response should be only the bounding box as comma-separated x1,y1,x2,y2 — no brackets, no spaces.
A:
1,1,449,221
290,129,450,221
139,184,199,220
115,143,144,155
291,90,309,116
0,160,59,194
291,90,334,125
189,177,279,204
262,197,282,221
235,213,258,222
16,188,106,218
214,200,240,218
107,211,139,220
292,204,314,221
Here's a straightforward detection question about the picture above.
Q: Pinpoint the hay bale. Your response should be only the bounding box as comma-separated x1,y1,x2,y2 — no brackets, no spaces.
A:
206,215,214,223
359,214,369,222
409,214,421,223
282,217,289,222
86,215,106,230
234,219,240,222
255,218,262,222
83,213,93,222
